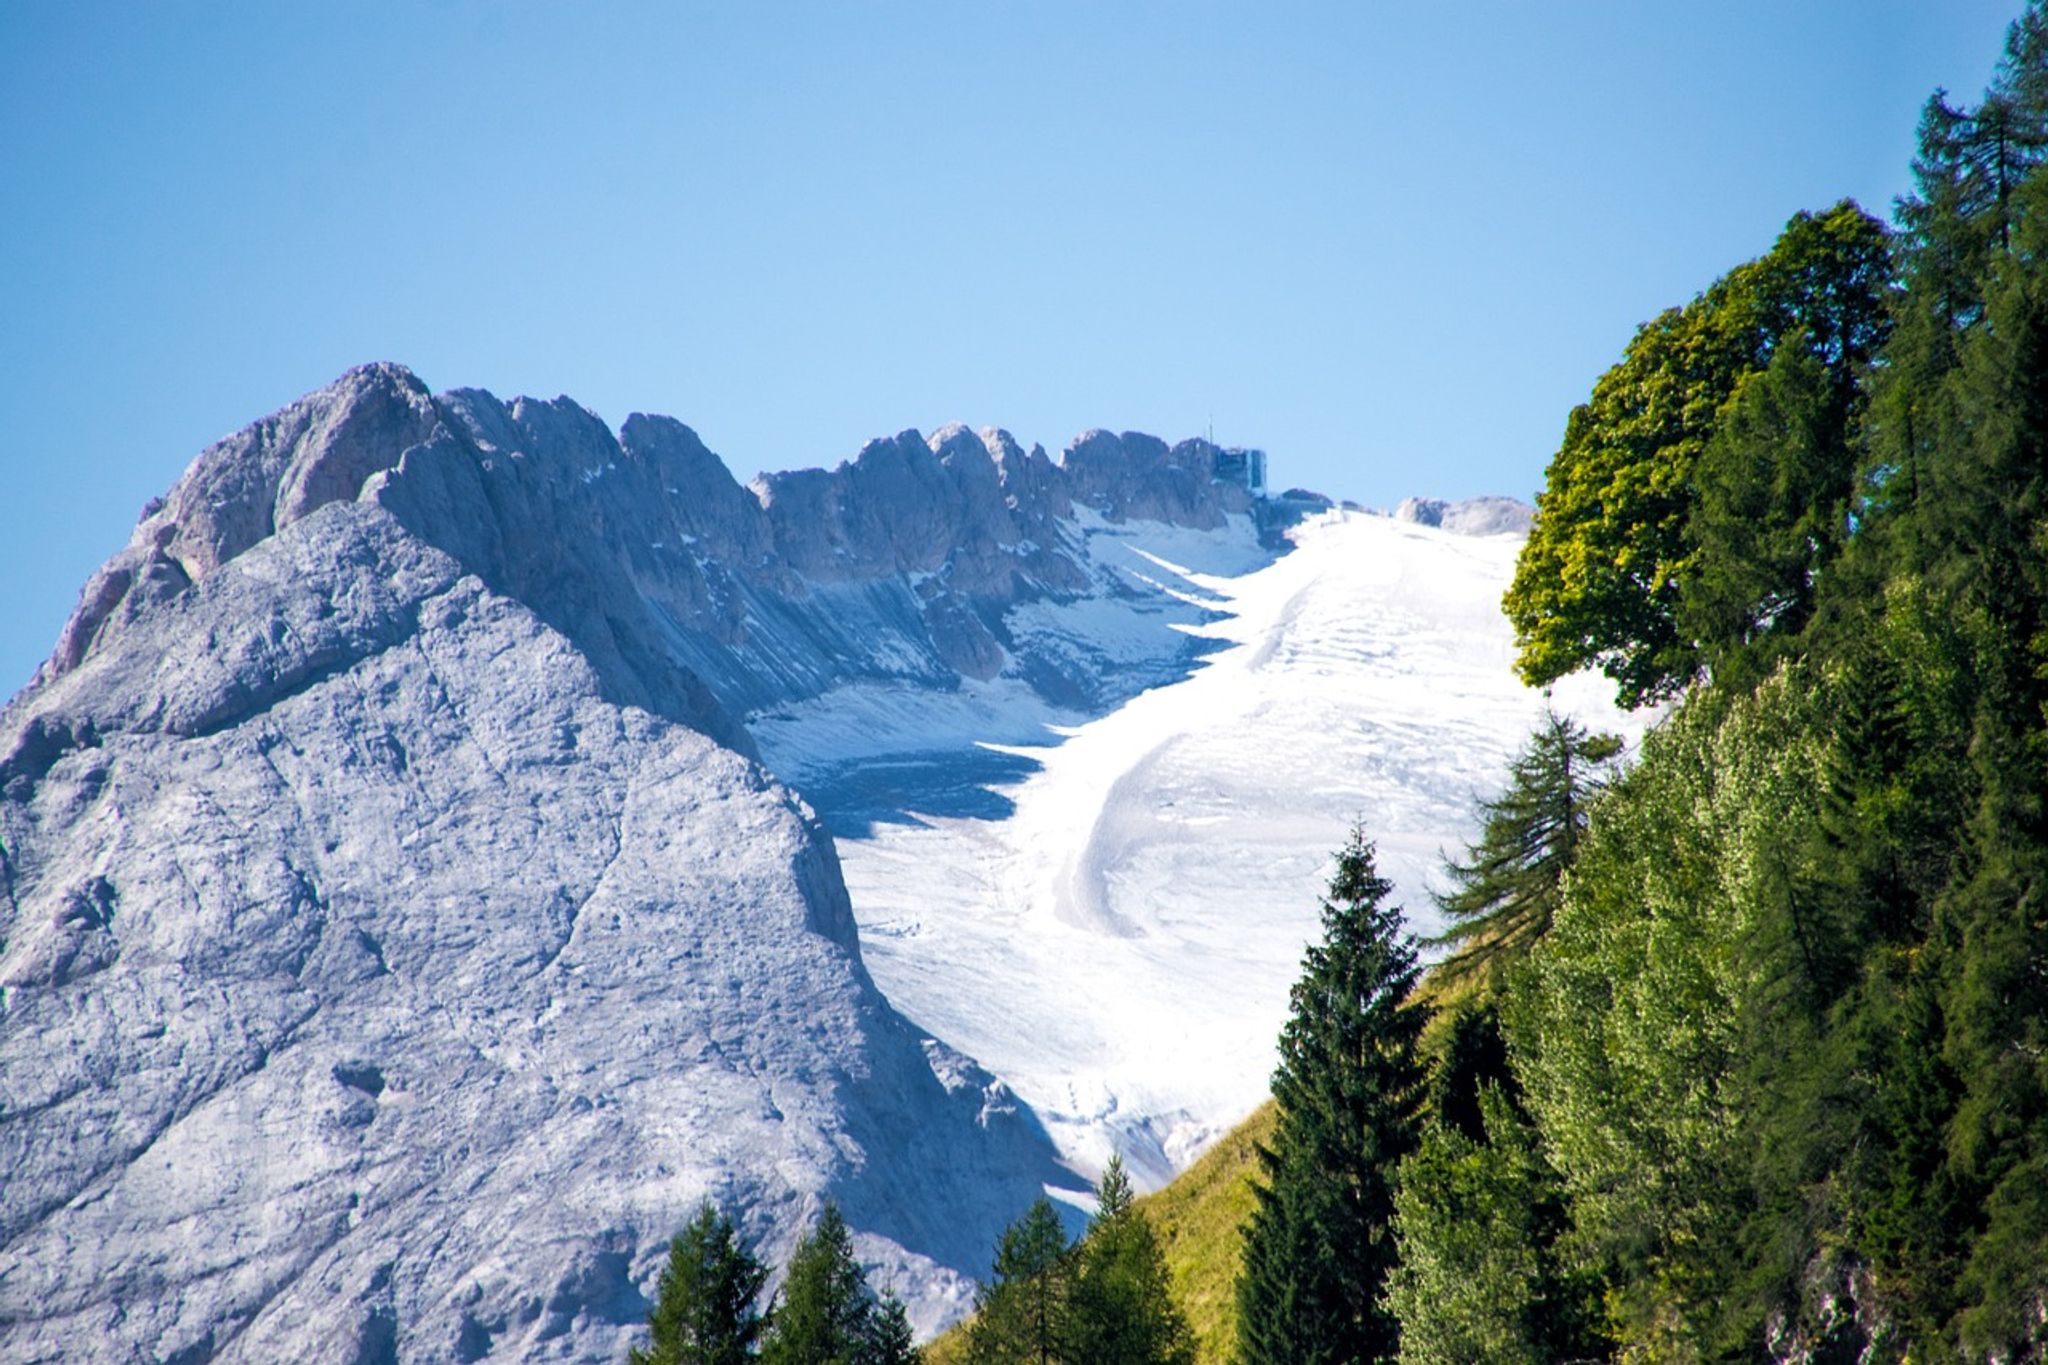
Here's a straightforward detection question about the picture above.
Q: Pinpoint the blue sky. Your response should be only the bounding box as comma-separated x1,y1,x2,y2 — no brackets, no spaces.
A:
0,2,2024,694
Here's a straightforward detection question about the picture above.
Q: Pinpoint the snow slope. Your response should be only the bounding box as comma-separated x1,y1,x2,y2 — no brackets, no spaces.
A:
797,510,1642,1187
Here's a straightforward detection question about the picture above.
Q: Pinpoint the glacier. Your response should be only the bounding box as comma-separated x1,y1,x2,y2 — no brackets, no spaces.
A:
799,510,1639,1186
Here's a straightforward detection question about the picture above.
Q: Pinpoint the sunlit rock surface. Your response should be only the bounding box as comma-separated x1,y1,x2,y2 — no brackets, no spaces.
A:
0,362,1549,1361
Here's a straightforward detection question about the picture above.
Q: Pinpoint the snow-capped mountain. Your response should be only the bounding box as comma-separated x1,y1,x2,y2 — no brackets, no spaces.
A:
0,363,1627,1360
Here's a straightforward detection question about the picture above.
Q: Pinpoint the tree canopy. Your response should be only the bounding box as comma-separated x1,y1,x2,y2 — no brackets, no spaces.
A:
1443,6,2048,1356
1504,200,1891,707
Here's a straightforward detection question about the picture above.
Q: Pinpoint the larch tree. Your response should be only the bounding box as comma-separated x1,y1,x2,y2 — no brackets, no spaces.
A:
1069,1154,1194,1365
1427,710,1620,992
967,1198,1075,1365
633,1202,771,1365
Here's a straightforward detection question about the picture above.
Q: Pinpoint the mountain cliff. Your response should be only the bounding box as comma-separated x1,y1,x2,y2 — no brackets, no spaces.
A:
0,364,1312,1362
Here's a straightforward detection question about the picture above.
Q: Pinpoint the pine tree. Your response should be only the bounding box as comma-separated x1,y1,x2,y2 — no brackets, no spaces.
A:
967,1198,1075,1365
633,1202,771,1365
1427,711,1620,991
1235,827,1430,1365
1069,1155,1194,1365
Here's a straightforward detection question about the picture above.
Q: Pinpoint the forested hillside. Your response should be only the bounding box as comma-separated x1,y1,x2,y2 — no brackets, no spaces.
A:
1294,8,2048,1359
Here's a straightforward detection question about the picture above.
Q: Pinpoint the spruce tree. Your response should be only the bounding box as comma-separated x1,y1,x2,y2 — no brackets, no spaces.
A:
1069,1155,1194,1365
967,1198,1075,1364
1235,827,1429,1365
1427,711,1619,990
633,1202,770,1365
862,1295,920,1365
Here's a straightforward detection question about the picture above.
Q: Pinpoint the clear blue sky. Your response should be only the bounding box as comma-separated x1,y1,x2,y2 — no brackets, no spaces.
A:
0,2,2025,695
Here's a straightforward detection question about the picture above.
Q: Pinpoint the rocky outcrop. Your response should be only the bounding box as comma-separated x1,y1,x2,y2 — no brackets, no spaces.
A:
39,367,1274,750
0,500,1068,1362
1394,494,1533,536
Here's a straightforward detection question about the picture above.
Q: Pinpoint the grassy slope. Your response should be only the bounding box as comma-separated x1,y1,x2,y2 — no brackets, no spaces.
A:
921,1100,1277,1364
1140,1100,1274,1363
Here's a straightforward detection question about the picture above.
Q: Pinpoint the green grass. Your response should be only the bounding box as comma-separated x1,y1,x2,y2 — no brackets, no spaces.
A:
921,1313,970,1365
920,1100,1275,1364
1138,1100,1273,1364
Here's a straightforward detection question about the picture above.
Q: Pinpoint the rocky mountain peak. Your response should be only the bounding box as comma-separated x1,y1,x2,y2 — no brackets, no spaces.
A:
0,364,1538,1361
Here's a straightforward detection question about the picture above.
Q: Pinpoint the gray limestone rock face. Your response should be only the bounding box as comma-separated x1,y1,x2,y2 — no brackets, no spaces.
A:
0,377,1083,1361
1061,430,1253,529
37,365,1271,743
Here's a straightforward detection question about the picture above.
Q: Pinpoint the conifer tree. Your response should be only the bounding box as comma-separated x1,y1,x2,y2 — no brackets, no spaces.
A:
763,1203,867,1365
1428,711,1620,991
1069,1155,1194,1365
759,1202,921,1365
634,1202,770,1365
1429,1002,1516,1146
863,1295,920,1365
967,1198,1075,1365
1235,828,1429,1365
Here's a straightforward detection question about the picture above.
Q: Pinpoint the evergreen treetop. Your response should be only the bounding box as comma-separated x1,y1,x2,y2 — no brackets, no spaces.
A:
966,1197,1075,1365
1236,826,1429,1365
762,1201,921,1365
633,1202,770,1365
1427,709,1620,992
1070,1154,1195,1365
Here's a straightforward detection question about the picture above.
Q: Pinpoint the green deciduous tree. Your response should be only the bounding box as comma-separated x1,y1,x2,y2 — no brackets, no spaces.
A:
634,1203,771,1365
1510,680,1836,1357
1388,1086,1588,1365
1505,201,1890,707
1235,828,1428,1365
